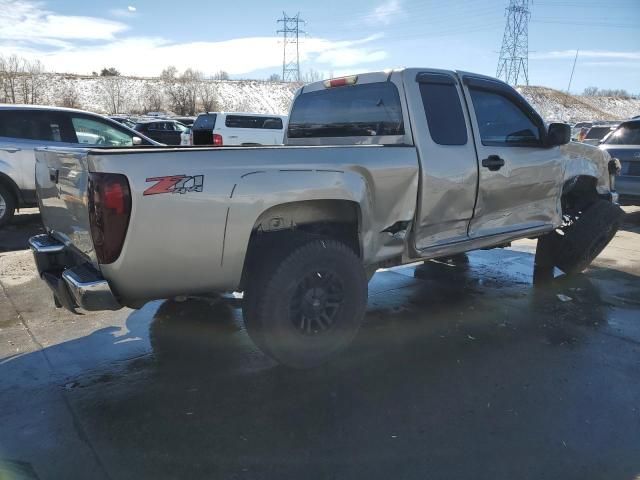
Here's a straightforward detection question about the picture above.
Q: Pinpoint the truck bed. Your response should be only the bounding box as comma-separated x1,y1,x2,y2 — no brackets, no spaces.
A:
35,145,420,305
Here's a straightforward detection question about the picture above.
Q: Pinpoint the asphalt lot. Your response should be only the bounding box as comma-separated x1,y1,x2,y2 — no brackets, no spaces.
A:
1,207,639,480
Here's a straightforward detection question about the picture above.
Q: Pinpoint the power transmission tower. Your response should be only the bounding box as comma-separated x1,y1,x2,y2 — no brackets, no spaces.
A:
277,12,305,82
496,0,530,86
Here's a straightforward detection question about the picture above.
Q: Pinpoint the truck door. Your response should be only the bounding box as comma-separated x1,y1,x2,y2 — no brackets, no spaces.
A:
460,75,563,237
403,69,479,250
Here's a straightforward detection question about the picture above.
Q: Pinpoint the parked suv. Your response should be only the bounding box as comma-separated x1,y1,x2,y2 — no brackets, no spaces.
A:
0,105,158,226
191,112,287,146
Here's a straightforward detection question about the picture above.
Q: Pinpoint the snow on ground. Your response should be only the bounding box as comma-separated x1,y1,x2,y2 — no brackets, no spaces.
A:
31,74,640,121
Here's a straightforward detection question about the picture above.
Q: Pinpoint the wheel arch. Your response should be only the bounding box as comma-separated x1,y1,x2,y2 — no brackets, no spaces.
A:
561,175,599,215
0,172,22,204
239,199,362,290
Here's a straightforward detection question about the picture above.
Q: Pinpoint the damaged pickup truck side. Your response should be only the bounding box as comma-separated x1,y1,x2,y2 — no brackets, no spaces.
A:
30,69,623,367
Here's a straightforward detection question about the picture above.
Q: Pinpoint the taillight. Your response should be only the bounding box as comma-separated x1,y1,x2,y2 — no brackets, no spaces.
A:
212,133,223,146
88,173,131,264
323,75,358,88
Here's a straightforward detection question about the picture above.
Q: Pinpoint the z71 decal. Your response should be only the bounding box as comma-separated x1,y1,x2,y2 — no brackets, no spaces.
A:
144,175,204,196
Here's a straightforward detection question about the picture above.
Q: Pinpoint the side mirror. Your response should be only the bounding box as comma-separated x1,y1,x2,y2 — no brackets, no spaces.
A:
132,136,142,145
546,123,571,147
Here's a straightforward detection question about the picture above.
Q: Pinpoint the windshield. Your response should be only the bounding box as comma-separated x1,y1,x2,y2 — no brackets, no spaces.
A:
604,122,640,145
288,82,405,138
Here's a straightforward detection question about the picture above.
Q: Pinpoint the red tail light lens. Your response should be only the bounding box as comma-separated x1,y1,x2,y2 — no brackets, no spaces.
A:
212,133,223,146
88,173,131,264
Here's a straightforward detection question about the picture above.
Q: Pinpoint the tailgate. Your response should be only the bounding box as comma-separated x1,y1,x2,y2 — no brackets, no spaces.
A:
35,147,96,263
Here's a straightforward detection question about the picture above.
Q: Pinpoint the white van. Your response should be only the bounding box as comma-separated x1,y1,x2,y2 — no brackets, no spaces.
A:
191,112,287,146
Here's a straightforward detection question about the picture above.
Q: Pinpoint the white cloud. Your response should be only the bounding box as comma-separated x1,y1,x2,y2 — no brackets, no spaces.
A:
364,0,404,26
0,0,128,44
0,0,387,76
1,35,387,76
530,50,640,60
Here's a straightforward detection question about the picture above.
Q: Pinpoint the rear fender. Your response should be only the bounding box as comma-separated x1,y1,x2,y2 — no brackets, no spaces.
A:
222,168,417,287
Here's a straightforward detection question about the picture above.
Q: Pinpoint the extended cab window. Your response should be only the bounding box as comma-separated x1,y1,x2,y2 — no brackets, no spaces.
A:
288,82,404,138
0,110,71,142
225,115,283,129
469,88,542,146
70,116,134,146
419,78,467,145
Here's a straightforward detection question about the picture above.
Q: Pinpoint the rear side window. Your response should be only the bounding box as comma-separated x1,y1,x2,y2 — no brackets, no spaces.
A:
0,110,71,142
605,123,640,145
469,88,542,146
193,114,217,130
418,77,467,145
585,126,611,140
288,82,405,138
225,115,283,130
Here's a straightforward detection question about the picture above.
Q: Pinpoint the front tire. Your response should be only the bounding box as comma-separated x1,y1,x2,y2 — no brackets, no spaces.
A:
0,184,16,228
552,199,624,275
243,239,367,368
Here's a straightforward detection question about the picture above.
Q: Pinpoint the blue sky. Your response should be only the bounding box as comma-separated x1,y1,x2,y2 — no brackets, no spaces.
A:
0,0,638,93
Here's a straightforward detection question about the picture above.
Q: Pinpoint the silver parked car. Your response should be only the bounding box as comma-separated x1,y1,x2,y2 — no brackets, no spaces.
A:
0,105,160,226
600,119,640,202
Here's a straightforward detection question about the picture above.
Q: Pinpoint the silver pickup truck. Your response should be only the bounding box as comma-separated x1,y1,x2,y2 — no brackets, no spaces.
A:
30,69,623,367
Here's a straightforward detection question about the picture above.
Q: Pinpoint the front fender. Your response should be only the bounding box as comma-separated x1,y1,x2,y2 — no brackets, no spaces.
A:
561,142,611,195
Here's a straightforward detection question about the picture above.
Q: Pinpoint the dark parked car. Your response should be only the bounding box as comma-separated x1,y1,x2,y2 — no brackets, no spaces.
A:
171,116,196,127
134,120,188,145
600,119,640,202
109,116,137,129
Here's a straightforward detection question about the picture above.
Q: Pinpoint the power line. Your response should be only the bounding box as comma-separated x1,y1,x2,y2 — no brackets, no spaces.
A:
496,0,530,86
277,12,306,82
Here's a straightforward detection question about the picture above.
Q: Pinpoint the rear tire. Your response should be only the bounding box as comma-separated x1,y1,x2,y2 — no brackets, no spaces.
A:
552,199,624,275
0,184,16,228
243,239,367,368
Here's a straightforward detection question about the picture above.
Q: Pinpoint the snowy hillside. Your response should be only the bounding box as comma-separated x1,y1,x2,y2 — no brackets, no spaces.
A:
29,74,640,122
517,86,640,122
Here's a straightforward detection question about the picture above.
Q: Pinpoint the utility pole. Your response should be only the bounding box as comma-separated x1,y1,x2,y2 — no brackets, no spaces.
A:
496,0,530,86
277,12,306,82
567,49,579,93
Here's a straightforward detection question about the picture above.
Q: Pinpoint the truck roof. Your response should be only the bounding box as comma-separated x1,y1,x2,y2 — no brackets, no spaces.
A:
300,68,507,94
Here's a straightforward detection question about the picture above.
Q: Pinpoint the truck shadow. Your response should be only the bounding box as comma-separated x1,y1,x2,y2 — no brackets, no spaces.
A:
0,211,44,252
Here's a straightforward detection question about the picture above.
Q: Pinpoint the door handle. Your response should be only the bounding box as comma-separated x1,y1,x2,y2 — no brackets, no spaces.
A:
49,168,59,183
0,147,20,153
482,155,505,171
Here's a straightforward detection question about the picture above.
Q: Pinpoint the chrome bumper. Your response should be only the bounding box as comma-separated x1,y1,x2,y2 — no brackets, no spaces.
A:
29,234,121,311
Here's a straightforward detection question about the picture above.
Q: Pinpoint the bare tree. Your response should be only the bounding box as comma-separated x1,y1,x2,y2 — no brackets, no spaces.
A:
212,70,230,80
27,59,46,104
302,69,324,83
0,54,22,103
60,83,82,109
100,76,130,114
161,66,201,115
141,82,164,113
198,81,218,112
267,73,282,82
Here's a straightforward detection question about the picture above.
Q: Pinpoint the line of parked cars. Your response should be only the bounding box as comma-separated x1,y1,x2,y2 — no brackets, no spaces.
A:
0,105,289,226
569,118,639,201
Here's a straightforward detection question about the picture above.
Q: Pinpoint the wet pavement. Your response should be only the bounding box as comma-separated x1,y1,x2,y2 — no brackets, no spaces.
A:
1,208,639,479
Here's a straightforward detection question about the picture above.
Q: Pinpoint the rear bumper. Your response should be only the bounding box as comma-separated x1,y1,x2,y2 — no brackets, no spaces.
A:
28,234,122,311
